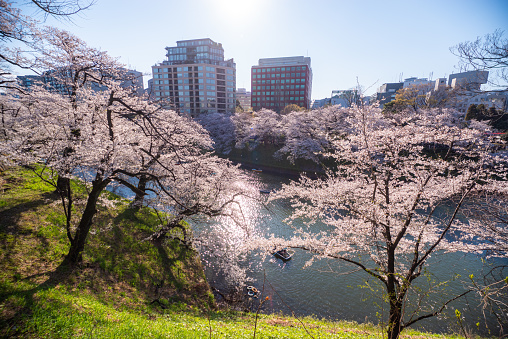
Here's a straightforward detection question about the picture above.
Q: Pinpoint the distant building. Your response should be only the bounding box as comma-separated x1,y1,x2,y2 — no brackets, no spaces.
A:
146,78,154,96
331,89,361,107
445,70,492,113
17,75,42,90
311,98,331,109
448,70,488,91
151,38,236,116
376,82,404,106
403,77,433,88
251,56,313,112
121,69,144,96
450,91,508,113
236,88,251,110
373,70,501,113
434,78,447,91
17,69,144,96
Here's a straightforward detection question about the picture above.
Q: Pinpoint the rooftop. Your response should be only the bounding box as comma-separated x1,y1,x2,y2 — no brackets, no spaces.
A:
257,56,311,67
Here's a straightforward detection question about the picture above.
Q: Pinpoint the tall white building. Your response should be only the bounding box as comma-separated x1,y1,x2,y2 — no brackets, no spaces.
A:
151,38,236,117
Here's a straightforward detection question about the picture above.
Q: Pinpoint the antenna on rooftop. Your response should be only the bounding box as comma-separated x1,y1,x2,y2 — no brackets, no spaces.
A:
399,72,403,82
429,72,433,81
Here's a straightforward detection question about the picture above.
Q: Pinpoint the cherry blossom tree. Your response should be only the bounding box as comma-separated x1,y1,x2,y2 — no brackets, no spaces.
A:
460,188,508,330
197,112,236,155
231,105,353,166
253,105,508,339
231,110,253,146
1,79,246,265
235,108,282,149
0,0,93,90
0,28,248,266
275,105,350,164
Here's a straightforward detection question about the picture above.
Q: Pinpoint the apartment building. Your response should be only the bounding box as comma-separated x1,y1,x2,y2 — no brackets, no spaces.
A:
151,38,236,116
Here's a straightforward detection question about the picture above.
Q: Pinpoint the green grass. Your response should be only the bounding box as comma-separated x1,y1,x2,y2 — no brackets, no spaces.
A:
0,166,482,338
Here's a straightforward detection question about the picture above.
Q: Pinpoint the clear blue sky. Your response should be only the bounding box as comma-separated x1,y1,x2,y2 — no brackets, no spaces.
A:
18,0,508,98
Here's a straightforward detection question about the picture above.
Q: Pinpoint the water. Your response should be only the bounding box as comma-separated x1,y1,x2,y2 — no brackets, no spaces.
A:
199,170,507,335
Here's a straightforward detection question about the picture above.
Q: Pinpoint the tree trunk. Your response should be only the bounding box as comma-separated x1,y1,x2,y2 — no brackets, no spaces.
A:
56,176,70,196
386,244,403,339
63,178,109,265
387,299,403,339
131,174,148,208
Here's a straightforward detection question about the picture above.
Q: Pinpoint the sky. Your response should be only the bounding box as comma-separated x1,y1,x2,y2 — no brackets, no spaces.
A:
17,0,508,99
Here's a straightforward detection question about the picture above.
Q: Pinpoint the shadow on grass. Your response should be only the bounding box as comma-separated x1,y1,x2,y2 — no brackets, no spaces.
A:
0,191,61,279
0,260,75,338
92,207,211,308
0,193,213,337
0,191,58,233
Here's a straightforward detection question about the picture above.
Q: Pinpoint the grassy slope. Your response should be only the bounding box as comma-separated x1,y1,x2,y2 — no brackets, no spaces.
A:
0,167,471,338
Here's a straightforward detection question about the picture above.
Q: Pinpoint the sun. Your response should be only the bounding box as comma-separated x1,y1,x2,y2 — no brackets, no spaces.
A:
214,0,263,23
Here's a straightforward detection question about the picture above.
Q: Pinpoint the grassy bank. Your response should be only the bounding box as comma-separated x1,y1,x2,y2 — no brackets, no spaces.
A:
0,166,476,338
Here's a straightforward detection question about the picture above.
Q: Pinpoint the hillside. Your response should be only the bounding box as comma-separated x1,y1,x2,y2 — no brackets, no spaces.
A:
0,166,477,338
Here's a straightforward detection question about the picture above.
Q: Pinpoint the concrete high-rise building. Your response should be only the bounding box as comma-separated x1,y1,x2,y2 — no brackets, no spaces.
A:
151,38,236,117
251,56,312,112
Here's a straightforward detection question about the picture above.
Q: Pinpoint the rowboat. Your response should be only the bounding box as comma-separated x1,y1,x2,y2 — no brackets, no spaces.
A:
273,248,293,261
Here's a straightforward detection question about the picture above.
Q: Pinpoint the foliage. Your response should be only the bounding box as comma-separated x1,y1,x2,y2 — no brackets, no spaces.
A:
382,83,449,113
281,104,304,115
250,105,508,339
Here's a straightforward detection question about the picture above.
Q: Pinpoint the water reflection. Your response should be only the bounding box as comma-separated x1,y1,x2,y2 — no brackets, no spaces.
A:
197,169,507,335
